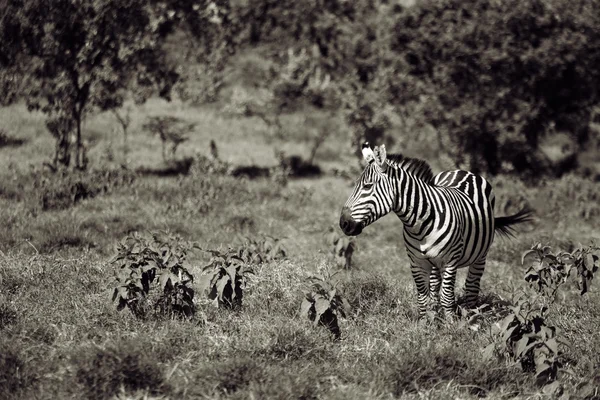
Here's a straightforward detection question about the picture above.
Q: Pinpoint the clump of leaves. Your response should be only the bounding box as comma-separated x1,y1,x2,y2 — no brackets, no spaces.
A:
143,116,197,161
483,243,599,390
523,243,599,297
327,229,356,269
237,235,287,264
111,232,196,319
200,249,255,309
483,299,568,386
300,273,351,340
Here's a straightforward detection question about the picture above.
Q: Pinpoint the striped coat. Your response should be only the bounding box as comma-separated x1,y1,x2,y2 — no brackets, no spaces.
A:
340,143,531,317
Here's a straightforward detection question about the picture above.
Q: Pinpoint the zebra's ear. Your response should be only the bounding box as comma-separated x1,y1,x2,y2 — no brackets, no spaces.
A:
362,142,375,164
374,145,387,170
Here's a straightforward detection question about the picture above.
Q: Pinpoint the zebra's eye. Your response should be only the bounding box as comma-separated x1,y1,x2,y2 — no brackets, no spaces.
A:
363,181,374,189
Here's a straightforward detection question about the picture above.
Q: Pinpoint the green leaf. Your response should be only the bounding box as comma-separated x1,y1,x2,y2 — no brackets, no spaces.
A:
300,298,314,320
585,253,595,271
500,314,516,332
225,265,238,286
314,297,331,322
515,336,532,357
341,297,351,315
159,271,171,290
481,343,496,361
545,338,558,355
522,249,538,265
141,260,158,272
216,275,230,302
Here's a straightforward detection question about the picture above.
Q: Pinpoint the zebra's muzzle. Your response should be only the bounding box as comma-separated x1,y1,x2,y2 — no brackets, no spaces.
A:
340,207,363,236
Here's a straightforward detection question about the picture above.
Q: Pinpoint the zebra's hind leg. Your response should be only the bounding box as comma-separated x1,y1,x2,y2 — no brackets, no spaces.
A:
464,259,486,308
429,265,441,307
440,265,458,318
411,264,431,319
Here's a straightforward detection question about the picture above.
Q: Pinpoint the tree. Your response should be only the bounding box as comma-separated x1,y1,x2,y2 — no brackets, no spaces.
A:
389,0,600,176
0,0,178,170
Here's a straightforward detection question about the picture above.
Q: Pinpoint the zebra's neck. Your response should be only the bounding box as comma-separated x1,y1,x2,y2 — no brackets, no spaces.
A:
390,168,437,233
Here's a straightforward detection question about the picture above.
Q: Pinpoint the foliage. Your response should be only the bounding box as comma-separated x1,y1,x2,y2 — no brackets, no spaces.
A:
143,116,196,161
389,0,600,175
484,300,567,386
300,273,351,339
327,229,356,269
485,243,599,388
523,243,600,298
0,0,179,169
34,168,136,211
236,235,287,264
200,248,255,309
111,232,196,319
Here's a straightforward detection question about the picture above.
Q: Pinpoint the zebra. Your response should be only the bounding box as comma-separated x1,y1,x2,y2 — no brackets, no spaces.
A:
339,142,532,318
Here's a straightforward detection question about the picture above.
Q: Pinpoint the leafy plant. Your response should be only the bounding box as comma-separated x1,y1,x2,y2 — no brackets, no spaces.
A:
484,243,599,387
111,232,197,319
300,273,351,339
523,243,600,298
327,229,356,269
484,300,568,386
237,236,287,264
200,249,255,309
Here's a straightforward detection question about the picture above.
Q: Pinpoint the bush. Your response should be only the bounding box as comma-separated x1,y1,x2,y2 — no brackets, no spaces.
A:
111,232,197,319
300,273,351,340
34,168,136,211
390,0,600,176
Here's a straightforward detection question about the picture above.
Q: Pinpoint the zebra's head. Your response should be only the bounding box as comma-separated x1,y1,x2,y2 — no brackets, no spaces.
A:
340,142,395,236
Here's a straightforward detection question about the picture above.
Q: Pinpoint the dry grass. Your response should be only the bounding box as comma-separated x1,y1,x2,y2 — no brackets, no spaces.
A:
1,100,599,399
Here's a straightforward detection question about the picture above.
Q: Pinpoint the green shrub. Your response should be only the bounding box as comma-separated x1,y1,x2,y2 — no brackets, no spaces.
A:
111,232,197,319
327,229,356,269
484,243,599,388
390,0,600,176
200,248,255,309
300,273,351,340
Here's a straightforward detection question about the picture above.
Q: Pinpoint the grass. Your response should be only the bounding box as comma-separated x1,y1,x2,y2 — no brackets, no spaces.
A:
1,99,600,399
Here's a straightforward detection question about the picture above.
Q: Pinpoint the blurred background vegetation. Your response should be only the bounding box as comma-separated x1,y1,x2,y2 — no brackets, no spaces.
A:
1,0,599,179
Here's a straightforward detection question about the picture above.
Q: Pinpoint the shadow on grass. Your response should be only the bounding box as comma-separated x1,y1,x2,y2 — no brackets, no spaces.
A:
74,340,171,400
0,131,27,148
232,155,322,179
136,157,194,177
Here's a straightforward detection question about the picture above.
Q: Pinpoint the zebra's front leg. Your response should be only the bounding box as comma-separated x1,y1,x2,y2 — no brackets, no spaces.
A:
429,265,441,307
464,259,486,308
440,265,458,318
411,264,431,318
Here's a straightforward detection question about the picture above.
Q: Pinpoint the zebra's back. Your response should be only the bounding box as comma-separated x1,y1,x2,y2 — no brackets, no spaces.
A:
405,169,496,268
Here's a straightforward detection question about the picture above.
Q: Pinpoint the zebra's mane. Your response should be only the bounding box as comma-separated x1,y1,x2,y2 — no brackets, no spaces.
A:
386,154,435,184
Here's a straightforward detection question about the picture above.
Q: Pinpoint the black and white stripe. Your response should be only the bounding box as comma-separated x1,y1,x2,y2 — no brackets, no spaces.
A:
340,143,532,317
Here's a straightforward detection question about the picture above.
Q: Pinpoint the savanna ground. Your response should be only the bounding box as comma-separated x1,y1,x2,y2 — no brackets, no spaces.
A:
1,96,600,400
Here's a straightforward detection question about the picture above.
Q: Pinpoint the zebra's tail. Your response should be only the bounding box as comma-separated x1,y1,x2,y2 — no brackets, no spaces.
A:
494,206,534,238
